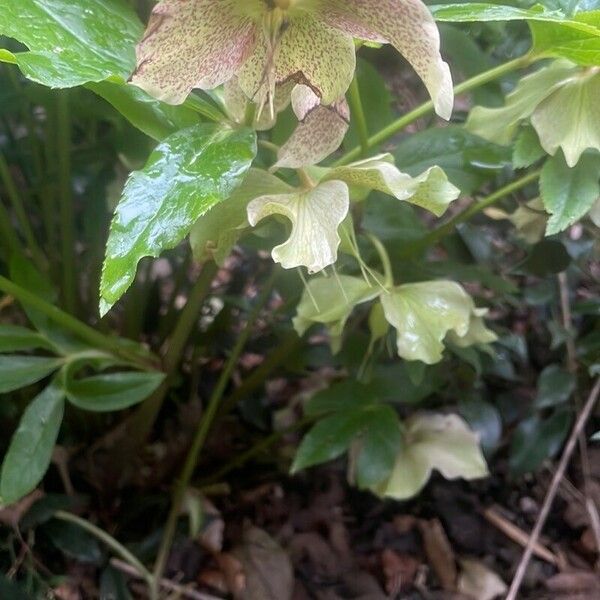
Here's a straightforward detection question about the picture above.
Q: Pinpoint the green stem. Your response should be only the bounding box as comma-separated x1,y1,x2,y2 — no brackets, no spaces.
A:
53,511,153,588
335,54,535,167
0,274,156,369
56,92,77,314
0,154,46,270
150,272,276,600
399,170,541,258
347,76,369,156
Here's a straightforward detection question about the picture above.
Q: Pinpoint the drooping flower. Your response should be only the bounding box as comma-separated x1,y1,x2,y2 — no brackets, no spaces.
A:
467,60,600,167
131,0,453,119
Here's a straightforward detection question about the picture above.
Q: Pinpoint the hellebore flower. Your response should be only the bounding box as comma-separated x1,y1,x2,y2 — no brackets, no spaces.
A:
467,60,600,167
131,0,453,119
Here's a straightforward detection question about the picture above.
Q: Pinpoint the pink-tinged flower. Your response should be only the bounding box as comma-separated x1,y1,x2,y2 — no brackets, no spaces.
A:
131,0,453,119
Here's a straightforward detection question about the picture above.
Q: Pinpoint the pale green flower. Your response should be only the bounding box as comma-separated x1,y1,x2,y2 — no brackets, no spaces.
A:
374,413,488,500
467,60,600,167
131,0,453,119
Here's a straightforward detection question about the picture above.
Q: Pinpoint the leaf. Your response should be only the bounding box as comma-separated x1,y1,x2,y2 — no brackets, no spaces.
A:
510,409,572,475
431,3,572,24
355,406,402,489
375,413,489,500
87,81,199,141
305,380,378,417
0,574,29,600
0,382,65,505
521,239,571,275
43,519,103,564
540,151,600,234
292,407,373,472
393,126,510,194
513,126,546,168
100,566,133,600
0,0,142,87
100,123,257,314
0,325,52,353
459,399,503,454
63,371,165,412
190,168,293,266
534,364,576,408
0,356,63,393
458,559,507,600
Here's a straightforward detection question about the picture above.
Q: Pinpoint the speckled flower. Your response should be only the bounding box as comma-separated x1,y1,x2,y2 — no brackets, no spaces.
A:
131,0,453,119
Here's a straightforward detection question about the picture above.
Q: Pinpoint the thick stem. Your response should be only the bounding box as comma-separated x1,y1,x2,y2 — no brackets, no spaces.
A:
56,92,77,314
347,76,369,156
398,170,541,258
150,272,276,600
335,54,535,167
0,274,156,369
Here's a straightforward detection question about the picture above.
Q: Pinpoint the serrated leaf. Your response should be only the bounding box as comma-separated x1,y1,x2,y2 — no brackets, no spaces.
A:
64,371,165,412
0,356,62,393
0,0,142,87
0,382,65,504
100,123,257,314
540,151,600,234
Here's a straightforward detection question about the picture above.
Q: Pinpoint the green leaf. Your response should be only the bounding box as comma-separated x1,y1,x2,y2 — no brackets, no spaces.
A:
87,81,199,141
534,364,576,408
0,382,65,504
43,519,103,564
292,408,370,472
0,355,62,393
540,151,600,234
0,574,28,600
0,325,53,353
100,123,257,314
0,0,143,87
305,380,377,417
521,239,571,276
513,126,546,168
431,3,568,23
64,371,165,412
510,409,572,475
394,126,510,194
100,567,133,600
355,406,402,489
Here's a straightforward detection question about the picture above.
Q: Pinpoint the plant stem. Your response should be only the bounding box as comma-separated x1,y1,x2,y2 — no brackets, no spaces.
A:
150,272,276,600
0,198,21,258
53,510,153,588
0,154,46,270
0,274,156,369
56,92,77,314
398,169,541,258
127,261,219,446
347,76,369,156
335,54,535,166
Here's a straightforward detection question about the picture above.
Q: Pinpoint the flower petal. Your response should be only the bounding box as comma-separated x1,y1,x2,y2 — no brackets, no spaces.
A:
131,0,259,104
380,281,475,364
274,86,350,169
237,12,356,108
319,0,454,119
375,413,488,500
325,153,459,216
247,180,349,272
531,68,600,167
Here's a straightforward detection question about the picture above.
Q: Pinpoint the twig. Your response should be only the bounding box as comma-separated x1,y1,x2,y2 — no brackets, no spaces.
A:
482,506,558,565
110,558,221,600
558,272,600,554
506,378,600,600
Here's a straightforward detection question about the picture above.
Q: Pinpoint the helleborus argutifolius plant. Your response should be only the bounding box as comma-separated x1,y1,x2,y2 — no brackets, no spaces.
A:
246,155,459,273
131,0,454,119
374,413,489,501
467,60,600,167
294,277,496,363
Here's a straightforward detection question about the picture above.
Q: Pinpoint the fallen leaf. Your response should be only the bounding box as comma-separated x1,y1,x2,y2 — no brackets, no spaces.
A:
458,559,507,600
419,518,457,591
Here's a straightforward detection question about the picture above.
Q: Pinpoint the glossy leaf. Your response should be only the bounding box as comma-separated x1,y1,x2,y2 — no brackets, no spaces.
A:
0,382,65,504
0,0,143,87
0,325,52,353
64,371,165,412
540,151,600,234
534,364,576,408
100,123,257,314
0,355,62,393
